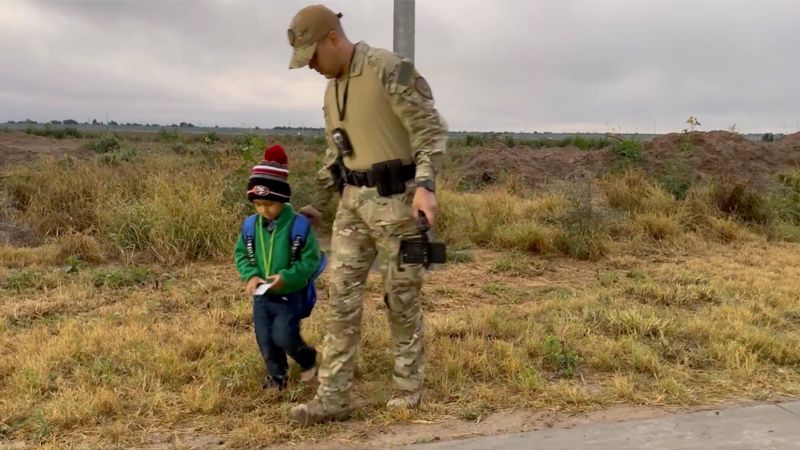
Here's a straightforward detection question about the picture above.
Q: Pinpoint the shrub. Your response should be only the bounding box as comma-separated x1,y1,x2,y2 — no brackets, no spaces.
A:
610,139,644,172
156,128,181,142
204,131,219,145
771,171,800,225
84,132,122,154
658,160,698,200
761,133,784,142
554,180,612,260
709,178,772,225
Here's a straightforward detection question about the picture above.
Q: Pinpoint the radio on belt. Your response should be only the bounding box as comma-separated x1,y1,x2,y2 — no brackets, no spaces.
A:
332,127,353,157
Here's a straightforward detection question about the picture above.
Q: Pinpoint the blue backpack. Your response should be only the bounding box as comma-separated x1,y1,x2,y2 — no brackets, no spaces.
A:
242,213,327,319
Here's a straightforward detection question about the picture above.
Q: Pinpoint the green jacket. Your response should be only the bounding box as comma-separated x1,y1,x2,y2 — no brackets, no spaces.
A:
234,203,321,295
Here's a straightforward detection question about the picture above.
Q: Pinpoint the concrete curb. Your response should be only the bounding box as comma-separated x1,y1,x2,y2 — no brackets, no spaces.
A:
401,402,800,450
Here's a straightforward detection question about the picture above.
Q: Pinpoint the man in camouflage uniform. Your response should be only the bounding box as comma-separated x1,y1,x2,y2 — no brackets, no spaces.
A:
284,4,449,425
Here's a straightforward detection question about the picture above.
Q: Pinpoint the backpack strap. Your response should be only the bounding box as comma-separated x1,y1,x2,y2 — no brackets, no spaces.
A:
242,214,259,267
289,213,310,264
287,213,327,282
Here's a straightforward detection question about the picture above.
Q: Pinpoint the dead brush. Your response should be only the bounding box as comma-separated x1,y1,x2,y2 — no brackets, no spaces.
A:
3,159,110,237
552,176,613,261
0,244,61,268
53,229,105,264
708,176,774,225
598,169,678,216
631,212,684,242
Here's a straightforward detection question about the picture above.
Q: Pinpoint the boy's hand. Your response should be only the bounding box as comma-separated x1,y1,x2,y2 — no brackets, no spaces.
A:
299,205,323,227
267,274,284,292
246,276,266,296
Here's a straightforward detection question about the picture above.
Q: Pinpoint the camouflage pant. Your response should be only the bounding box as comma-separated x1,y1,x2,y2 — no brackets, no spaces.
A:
314,180,426,410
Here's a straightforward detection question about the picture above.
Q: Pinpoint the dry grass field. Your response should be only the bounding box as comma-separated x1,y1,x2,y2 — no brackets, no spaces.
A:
1,127,800,449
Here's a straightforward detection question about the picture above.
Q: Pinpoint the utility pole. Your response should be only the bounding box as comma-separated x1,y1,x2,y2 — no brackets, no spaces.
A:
393,0,415,61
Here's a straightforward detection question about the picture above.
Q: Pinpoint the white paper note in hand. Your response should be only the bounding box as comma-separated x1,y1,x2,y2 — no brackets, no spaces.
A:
253,281,274,296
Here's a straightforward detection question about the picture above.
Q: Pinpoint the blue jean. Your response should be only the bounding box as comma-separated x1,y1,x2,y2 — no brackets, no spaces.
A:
252,289,317,387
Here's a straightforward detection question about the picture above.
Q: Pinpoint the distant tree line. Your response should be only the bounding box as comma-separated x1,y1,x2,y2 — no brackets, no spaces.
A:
3,119,330,130
273,125,324,130
5,118,168,127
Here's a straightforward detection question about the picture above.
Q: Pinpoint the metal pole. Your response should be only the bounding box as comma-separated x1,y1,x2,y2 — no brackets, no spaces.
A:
393,0,415,61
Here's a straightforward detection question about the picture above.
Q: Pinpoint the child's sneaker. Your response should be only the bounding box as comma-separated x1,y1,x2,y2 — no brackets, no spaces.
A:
262,375,286,391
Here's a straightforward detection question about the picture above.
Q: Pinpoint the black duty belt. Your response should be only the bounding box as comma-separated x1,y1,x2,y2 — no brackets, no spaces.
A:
344,163,416,187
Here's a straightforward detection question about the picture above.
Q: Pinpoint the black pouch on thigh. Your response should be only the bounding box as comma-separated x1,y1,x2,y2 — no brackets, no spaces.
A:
372,159,407,197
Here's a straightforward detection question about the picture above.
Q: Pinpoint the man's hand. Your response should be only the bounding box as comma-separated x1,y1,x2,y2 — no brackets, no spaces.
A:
298,205,323,227
246,276,266,296
267,274,284,292
412,187,436,228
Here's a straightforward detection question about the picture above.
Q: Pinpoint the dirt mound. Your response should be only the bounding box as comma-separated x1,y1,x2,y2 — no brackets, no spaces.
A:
642,130,800,183
463,143,613,186
0,132,91,168
462,131,800,187
783,131,800,143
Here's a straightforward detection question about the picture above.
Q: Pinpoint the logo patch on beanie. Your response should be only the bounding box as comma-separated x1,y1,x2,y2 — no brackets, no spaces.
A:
253,185,270,196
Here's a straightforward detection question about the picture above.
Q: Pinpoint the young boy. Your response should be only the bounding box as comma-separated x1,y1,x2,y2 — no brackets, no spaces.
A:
234,144,322,391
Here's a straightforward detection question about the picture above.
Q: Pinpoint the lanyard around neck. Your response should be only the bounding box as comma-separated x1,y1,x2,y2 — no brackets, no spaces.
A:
257,215,276,277
335,45,358,122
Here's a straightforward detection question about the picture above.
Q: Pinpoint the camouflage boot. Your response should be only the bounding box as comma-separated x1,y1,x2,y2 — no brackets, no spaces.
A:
290,397,354,425
386,390,421,410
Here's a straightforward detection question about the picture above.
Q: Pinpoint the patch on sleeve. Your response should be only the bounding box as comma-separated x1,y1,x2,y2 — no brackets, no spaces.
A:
414,76,433,100
395,60,414,86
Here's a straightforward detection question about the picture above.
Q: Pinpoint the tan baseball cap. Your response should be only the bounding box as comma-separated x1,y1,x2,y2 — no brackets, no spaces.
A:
287,4,343,69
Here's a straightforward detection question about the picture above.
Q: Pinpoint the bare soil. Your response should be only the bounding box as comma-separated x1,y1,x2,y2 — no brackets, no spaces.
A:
463,144,613,186
124,398,773,450
642,131,800,183
0,132,91,168
464,131,800,187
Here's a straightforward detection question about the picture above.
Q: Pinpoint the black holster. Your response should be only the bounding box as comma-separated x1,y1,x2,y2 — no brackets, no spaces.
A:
334,158,415,197
372,159,414,197
329,158,346,195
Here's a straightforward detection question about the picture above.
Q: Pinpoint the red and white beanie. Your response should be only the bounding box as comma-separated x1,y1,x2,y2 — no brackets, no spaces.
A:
247,144,291,203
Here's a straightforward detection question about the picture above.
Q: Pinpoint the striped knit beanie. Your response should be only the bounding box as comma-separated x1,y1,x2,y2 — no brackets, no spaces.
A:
247,144,291,203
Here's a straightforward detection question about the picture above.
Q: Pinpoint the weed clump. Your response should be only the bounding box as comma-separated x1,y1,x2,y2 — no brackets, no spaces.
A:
602,169,676,215
772,171,800,225
709,178,772,225
553,179,613,261
96,147,141,166
84,132,122,154
610,139,644,172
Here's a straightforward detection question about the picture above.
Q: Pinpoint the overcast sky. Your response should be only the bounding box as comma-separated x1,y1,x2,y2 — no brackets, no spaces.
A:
1,0,798,134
